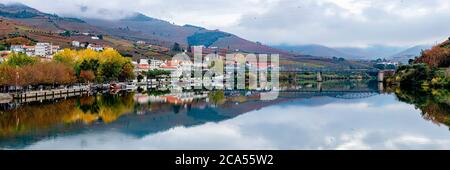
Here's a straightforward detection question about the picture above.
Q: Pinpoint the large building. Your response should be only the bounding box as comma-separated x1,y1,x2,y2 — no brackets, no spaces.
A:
34,43,53,57
9,43,60,58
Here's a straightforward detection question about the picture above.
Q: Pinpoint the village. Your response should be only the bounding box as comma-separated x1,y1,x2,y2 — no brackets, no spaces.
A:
0,39,277,104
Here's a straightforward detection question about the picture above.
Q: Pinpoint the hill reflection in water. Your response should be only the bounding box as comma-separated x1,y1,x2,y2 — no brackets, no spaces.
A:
1,80,449,149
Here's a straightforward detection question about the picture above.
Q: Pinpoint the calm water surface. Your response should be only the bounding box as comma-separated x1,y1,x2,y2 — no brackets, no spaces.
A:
1,81,449,149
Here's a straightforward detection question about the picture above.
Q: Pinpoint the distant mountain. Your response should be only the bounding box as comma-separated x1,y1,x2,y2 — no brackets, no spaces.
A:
0,3,43,18
0,3,373,70
0,3,99,32
83,12,286,54
121,12,155,22
0,3,288,56
390,45,431,64
273,44,354,58
335,45,404,60
273,44,407,60
0,3,286,55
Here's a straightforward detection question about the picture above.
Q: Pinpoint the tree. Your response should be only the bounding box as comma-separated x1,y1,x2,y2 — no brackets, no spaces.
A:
415,44,450,68
0,65,17,86
119,61,135,82
53,48,135,83
171,42,182,52
98,60,122,82
146,69,171,79
4,52,37,67
137,74,144,82
0,43,7,51
60,31,71,37
79,70,95,83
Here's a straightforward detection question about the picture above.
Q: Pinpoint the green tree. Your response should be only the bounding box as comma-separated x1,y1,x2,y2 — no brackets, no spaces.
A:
146,69,171,79
3,52,37,67
171,42,182,52
98,60,122,82
119,61,135,81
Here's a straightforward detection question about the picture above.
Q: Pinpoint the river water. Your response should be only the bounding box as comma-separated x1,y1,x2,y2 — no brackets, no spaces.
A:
1,80,449,149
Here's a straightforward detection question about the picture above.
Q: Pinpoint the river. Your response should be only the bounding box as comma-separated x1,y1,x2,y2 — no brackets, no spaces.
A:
0,80,449,149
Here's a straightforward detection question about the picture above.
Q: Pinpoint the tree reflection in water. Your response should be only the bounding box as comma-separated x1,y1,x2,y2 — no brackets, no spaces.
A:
389,87,450,129
0,92,135,138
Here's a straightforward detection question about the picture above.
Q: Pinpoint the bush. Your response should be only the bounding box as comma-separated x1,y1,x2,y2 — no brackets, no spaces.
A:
415,45,450,68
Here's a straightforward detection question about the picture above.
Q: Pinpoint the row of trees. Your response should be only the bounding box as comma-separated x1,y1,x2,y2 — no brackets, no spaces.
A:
52,48,135,83
0,60,76,88
0,48,135,89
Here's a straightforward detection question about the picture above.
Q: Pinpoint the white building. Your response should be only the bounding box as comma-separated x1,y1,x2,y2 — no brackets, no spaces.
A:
34,43,53,57
150,59,164,69
24,46,35,56
7,43,58,57
10,45,25,53
72,41,80,47
87,44,104,51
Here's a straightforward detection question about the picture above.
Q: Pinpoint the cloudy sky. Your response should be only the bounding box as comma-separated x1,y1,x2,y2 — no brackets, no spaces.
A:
1,0,450,47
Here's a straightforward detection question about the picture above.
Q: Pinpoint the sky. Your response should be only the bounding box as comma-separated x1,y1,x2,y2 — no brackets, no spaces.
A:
1,0,449,47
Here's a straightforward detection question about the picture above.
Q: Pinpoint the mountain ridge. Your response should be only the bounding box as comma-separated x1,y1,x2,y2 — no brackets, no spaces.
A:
0,3,375,70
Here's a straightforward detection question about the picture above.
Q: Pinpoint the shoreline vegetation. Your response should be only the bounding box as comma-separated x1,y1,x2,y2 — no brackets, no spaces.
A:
0,48,135,93
384,38,450,123
384,39,449,90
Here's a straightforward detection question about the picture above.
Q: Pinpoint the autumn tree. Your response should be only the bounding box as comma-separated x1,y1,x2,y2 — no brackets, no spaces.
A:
4,52,37,67
79,70,96,83
415,42,450,68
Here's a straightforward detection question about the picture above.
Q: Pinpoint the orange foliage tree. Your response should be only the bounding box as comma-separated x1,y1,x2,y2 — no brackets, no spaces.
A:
415,41,450,68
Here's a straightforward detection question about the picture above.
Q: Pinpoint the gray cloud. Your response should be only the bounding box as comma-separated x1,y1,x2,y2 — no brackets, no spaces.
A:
229,0,450,47
1,0,449,47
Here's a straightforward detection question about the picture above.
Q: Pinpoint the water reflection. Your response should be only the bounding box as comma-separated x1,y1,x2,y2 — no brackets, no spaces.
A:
389,87,450,128
0,80,449,149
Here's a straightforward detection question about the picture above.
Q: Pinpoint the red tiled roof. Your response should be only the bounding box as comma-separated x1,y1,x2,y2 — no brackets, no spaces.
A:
160,66,177,69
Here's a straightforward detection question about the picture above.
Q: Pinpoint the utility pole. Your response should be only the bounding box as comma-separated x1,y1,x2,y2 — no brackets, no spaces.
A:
15,65,19,97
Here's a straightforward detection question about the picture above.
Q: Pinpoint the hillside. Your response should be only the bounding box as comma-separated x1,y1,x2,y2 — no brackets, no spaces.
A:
274,44,416,61
1,3,291,57
273,44,354,59
0,3,374,70
84,13,286,55
0,3,99,32
414,39,450,67
390,45,431,64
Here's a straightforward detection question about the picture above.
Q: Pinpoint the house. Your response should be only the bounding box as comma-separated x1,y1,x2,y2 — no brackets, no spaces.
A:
24,45,35,56
136,59,151,72
72,41,80,47
10,45,25,53
136,41,146,45
34,43,53,57
79,42,88,48
6,43,59,58
87,44,104,51
52,45,60,54
150,59,164,69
